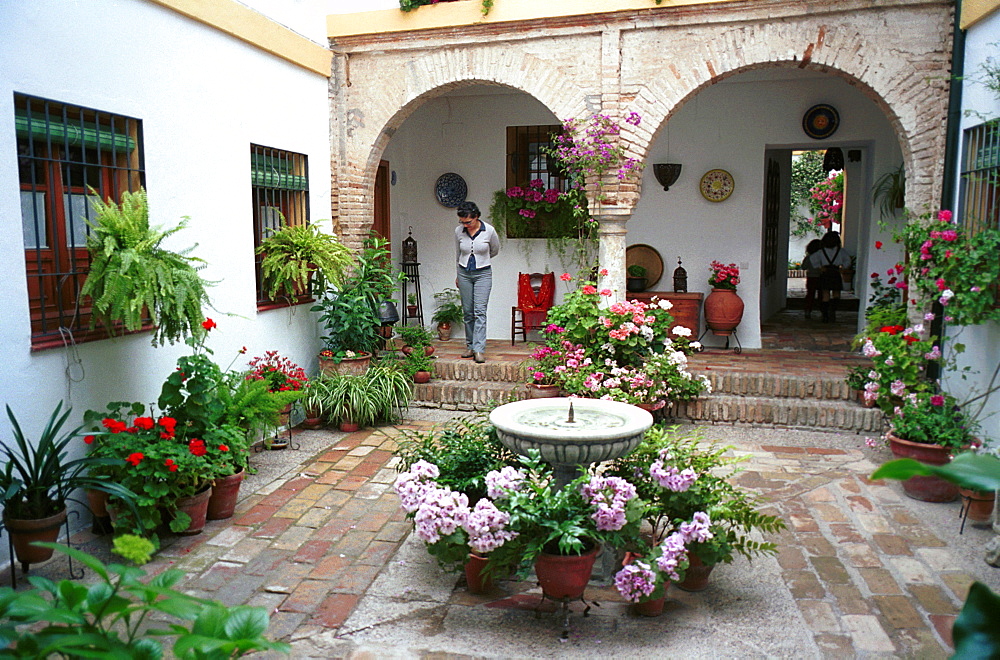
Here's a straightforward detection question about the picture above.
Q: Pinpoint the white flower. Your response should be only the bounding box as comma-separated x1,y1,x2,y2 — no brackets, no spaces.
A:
672,325,692,337
657,299,673,310
690,341,702,351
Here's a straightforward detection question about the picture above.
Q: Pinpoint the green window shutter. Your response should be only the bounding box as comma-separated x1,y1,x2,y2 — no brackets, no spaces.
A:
15,109,136,152
250,170,309,190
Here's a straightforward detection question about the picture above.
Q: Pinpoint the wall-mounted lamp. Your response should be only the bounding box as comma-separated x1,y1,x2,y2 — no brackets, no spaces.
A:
653,163,683,191
822,147,844,171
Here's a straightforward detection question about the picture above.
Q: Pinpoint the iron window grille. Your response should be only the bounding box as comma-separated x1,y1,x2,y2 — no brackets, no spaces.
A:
251,144,310,307
958,121,999,304
15,93,144,349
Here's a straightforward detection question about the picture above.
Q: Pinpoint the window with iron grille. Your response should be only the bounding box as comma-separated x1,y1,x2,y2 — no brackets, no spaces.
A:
503,124,570,239
958,121,1000,304
251,144,309,307
15,93,144,349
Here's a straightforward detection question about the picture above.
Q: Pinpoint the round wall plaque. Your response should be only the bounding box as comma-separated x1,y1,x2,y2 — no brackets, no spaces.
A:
802,104,840,140
435,172,467,208
699,169,734,202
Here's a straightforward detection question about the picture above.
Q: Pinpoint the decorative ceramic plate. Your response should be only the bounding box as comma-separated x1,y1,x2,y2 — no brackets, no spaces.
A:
435,172,467,208
625,244,664,289
699,169,734,202
802,104,840,139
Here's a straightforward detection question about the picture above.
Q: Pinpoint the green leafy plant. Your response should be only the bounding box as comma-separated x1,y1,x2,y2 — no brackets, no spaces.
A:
0,541,290,658
80,187,211,346
887,392,977,449
431,288,464,326
317,366,412,429
872,163,906,222
627,264,647,278
789,150,828,238
399,0,493,17
607,425,785,566
401,349,434,380
397,325,434,349
256,221,353,300
0,402,137,521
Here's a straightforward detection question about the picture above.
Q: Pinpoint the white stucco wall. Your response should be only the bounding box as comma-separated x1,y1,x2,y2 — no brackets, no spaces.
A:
943,9,1000,447
0,0,330,457
383,67,904,347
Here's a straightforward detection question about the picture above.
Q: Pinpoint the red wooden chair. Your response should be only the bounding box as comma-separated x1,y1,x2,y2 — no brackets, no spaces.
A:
511,272,555,344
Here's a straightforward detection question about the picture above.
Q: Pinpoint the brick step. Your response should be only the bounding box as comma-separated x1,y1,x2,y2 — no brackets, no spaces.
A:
672,394,884,433
411,379,526,411
430,357,856,401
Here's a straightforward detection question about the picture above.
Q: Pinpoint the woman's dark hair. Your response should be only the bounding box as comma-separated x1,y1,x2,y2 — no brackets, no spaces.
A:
806,239,823,254
456,201,481,218
820,231,842,249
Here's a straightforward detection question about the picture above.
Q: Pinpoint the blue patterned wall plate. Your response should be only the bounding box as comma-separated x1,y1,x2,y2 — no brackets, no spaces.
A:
802,104,840,140
435,172,467,208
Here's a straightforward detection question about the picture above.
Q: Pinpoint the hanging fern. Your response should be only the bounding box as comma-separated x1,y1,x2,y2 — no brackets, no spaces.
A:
256,222,353,300
80,188,211,346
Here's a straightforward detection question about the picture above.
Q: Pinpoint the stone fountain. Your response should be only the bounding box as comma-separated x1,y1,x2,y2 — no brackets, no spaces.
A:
489,397,653,487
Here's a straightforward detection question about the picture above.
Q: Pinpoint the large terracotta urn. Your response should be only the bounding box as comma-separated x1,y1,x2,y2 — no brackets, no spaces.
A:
703,288,744,336
886,432,959,502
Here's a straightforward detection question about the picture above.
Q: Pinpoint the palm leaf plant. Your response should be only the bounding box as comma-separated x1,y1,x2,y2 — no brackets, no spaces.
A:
256,221,353,300
80,187,211,346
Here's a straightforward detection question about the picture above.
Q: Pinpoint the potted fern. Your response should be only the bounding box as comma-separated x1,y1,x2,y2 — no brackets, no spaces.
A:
256,221,353,301
80,187,211,346
431,288,464,341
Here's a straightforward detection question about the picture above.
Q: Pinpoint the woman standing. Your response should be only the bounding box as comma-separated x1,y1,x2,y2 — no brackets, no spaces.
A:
454,201,500,363
805,231,852,323
803,238,823,319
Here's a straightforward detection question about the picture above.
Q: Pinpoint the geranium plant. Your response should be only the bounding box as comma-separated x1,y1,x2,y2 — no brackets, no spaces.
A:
808,169,844,230
708,261,741,291
886,391,978,449
897,209,1000,326
246,351,307,393
857,322,940,413
488,178,586,241
607,425,785,567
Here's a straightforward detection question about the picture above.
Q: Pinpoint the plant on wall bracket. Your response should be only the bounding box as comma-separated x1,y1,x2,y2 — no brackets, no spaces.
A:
400,0,493,16
80,187,212,346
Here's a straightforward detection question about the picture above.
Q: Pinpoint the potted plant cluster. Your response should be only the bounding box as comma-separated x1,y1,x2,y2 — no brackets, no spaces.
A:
0,403,138,567
312,366,412,433
80,187,211,346
397,325,435,356
535,273,709,413
401,348,435,384
312,235,405,372
245,349,308,449
431,288,464,341
256,220,353,301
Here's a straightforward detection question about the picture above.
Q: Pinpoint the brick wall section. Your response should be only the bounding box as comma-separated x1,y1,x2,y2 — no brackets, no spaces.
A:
329,0,952,248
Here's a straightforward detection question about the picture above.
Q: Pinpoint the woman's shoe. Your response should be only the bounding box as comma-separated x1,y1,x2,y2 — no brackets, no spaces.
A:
474,352,486,363
461,349,475,358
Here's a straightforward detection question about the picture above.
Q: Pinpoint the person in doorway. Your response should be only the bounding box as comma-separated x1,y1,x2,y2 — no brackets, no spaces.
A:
454,201,500,363
803,239,824,319
805,230,852,323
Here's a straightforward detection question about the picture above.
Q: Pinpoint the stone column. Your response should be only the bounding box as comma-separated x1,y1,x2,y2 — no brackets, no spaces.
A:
595,208,630,305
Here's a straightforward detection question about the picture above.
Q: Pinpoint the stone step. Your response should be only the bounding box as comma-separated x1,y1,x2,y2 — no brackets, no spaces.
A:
429,356,857,401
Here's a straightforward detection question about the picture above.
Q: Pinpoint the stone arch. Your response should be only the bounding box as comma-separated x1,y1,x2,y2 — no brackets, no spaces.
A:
613,10,951,214
331,45,594,247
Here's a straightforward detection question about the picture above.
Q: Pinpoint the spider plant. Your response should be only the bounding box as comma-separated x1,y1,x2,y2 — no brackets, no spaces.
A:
319,366,412,428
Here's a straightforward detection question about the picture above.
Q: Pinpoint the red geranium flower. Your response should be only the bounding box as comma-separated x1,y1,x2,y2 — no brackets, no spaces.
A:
134,416,155,431
102,418,128,434
218,444,229,452
202,318,217,331
875,241,883,249
84,435,95,445
164,458,178,472
560,273,572,281
126,452,144,466
189,439,207,457
159,417,177,435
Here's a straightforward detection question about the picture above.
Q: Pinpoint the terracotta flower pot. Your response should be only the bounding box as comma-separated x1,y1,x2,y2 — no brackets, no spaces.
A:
413,370,431,384
886,432,959,502
526,383,561,398
3,508,68,566
437,322,453,341
676,552,715,592
339,420,360,433
534,542,600,601
170,486,213,535
85,488,109,517
319,353,371,377
465,552,494,594
631,594,667,617
703,288,744,336
301,415,324,430
959,487,996,523
207,470,245,521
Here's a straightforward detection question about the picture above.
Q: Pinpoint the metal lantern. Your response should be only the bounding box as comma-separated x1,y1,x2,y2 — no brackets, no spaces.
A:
673,258,688,292
402,226,418,263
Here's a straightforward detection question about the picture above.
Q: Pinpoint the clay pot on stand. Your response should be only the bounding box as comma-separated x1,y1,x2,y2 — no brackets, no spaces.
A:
526,383,561,399
959,488,996,523
207,470,245,521
437,322,453,341
534,542,601,601
703,288,744,335
465,553,494,594
676,552,715,592
886,433,959,502
2,508,68,566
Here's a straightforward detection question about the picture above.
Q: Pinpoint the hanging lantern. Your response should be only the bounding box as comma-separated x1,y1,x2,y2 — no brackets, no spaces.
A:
823,147,844,172
402,226,418,264
673,258,688,293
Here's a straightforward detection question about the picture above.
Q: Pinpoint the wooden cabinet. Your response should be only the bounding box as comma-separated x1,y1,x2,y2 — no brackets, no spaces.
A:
628,291,703,336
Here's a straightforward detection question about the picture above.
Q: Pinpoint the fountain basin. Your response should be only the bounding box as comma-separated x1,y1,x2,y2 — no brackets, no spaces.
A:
489,398,653,476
